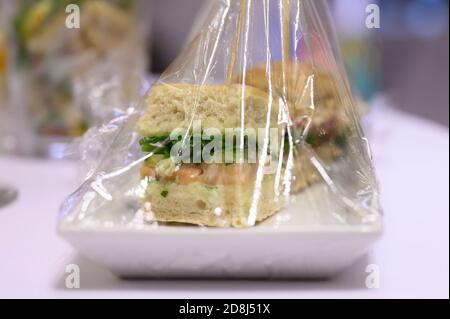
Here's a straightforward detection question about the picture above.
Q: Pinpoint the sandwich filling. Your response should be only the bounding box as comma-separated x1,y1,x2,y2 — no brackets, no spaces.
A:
139,123,349,188
139,133,268,186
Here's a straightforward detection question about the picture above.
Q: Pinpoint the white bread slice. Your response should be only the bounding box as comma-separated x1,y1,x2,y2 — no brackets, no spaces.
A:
145,175,283,228
137,84,280,136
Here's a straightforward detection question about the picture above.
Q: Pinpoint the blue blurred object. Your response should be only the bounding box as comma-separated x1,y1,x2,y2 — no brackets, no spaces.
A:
379,0,449,38
376,0,449,125
330,0,449,104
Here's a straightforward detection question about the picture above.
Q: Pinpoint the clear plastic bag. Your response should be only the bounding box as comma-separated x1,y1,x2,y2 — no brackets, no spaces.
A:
60,0,381,230
9,0,149,157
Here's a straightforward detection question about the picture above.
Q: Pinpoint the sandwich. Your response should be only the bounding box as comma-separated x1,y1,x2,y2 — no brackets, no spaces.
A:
236,62,350,193
136,63,350,227
137,84,286,228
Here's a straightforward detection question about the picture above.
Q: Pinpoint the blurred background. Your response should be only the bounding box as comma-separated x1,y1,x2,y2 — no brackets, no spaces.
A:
1,0,448,152
145,0,449,125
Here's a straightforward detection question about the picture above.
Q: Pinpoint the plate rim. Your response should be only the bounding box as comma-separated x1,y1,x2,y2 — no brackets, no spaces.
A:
58,217,383,236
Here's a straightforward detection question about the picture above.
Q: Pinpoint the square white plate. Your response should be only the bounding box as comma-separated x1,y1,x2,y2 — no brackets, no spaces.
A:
59,183,382,278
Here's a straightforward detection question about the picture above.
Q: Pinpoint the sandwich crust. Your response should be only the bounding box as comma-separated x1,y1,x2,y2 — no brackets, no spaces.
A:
137,83,281,136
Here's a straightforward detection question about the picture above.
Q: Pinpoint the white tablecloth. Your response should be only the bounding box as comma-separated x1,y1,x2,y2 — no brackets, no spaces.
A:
0,104,448,298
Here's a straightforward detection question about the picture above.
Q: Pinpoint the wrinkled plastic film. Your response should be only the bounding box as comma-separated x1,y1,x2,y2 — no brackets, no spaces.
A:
60,0,381,229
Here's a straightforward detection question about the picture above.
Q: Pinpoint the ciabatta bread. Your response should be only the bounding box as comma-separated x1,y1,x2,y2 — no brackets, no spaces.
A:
137,83,281,136
145,175,283,227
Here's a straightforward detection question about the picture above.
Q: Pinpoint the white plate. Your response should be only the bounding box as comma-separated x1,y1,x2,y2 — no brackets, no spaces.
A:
59,183,382,278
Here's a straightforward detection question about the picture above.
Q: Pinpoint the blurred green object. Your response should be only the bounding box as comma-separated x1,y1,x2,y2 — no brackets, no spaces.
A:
14,0,135,65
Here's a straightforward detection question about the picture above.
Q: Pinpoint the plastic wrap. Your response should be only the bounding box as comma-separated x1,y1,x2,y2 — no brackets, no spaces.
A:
9,0,148,157
60,0,381,230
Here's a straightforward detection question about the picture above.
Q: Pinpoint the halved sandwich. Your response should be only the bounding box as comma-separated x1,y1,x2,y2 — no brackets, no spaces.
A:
137,84,286,227
236,62,350,193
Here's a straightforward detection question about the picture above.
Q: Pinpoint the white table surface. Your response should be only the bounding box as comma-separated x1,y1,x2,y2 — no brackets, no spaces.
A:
0,104,448,299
